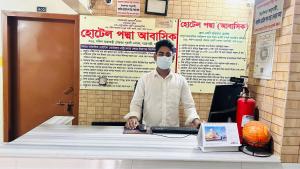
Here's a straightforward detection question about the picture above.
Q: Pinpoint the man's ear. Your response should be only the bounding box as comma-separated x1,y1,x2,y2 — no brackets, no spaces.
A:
172,55,175,62
154,53,157,61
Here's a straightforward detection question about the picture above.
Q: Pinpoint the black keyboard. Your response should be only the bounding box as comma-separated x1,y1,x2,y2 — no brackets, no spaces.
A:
150,126,199,134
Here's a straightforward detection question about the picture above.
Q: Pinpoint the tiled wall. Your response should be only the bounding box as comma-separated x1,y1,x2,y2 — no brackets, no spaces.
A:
248,0,300,163
282,0,300,163
79,0,253,125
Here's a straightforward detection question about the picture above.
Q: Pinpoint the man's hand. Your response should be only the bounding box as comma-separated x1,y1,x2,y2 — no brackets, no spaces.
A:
125,116,139,129
192,118,202,129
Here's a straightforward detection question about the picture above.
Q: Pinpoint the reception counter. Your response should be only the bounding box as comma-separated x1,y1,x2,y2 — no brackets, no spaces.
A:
0,123,282,169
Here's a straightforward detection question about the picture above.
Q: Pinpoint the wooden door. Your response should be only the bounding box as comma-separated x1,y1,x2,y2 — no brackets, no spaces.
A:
2,11,79,141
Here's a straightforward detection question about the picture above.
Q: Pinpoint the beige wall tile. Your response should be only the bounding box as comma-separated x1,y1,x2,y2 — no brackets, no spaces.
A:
277,63,290,71
278,44,292,53
272,115,285,127
284,6,295,17
271,123,284,135
284,0,294,8
260,118,272,128
286,100,300,109
287,91,300,100
289,73,300,82
292,34,300,44
264,95,274,104
293,24,300,34
291,44,300,52
281,146,299,154
282,15,294,26
274,142,282,154
266,80,275,88
281,155,299,163
283,136,300,146
261,111,272,122
288,72,300,84
274,89,287,99
256,86,265,94
279,35,292,45
272,132,283,145
261,103,273,113
273,106,286,118
290,63,300,72
285,108,300,118
285,119,300,127
281,25,293,36
274,98,286,108
284,128,300,136
277,52,290,63
265,88,275,96
295,5,300,14
275,72,290,81
275,81,288,90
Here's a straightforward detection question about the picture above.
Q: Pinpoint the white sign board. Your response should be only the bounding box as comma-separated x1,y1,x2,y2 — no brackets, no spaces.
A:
197,123,240,152
254,0,284,34
117,0,140,16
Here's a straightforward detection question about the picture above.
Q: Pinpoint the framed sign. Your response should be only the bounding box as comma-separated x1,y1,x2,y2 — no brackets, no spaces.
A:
197,123,240,152
145,0,168,16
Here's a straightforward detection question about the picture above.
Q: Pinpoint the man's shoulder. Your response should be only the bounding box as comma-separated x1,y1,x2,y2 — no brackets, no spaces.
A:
141,70,156,78
171,72,186,81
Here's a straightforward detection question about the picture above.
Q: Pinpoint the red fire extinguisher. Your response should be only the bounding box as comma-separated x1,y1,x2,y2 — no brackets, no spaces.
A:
236,87,256,143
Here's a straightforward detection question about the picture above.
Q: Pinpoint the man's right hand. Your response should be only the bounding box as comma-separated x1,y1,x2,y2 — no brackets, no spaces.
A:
125,116,139,129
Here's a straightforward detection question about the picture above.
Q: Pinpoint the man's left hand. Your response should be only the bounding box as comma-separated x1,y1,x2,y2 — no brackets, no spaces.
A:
192,118,202,129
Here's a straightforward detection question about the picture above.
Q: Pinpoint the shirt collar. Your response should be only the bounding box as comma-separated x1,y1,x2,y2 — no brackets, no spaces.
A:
153,69,174,79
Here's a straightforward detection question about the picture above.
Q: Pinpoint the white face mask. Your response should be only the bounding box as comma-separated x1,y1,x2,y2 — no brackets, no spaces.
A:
156,56,173,70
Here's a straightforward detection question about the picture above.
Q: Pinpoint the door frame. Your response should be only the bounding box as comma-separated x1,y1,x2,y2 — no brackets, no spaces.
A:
2,11,79,142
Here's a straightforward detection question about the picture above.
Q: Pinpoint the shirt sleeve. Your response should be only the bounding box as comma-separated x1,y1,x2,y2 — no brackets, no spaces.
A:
180,77,200,125
123,78,145,121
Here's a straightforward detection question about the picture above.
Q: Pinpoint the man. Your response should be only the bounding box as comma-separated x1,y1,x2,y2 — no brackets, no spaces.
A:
124,39,201,129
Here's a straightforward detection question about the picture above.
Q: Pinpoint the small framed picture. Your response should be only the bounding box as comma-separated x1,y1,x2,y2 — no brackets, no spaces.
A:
145,0,168,16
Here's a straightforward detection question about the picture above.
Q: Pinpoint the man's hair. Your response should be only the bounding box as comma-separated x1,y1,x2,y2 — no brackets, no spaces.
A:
155,39,175,53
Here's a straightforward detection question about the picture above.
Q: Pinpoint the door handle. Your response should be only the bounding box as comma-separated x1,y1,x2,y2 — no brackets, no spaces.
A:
56,100,65,105
56,100,74,113
64,87,74,95
56,100,73,105
66,102,74,113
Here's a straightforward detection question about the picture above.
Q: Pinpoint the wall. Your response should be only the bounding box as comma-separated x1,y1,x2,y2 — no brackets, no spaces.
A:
78,0,254,126
0,0,77,142
283,0,300,162
248,0,300,163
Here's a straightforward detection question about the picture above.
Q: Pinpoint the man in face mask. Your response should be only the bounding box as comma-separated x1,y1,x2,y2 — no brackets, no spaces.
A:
124,39,201,129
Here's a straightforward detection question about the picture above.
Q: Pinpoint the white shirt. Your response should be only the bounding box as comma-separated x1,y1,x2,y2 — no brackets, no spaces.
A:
124,70,199,127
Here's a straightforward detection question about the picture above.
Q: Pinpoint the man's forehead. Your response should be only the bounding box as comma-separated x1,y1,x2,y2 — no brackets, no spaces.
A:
157,47,172,52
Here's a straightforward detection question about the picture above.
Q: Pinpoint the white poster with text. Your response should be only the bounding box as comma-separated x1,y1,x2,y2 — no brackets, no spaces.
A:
253,30,276,79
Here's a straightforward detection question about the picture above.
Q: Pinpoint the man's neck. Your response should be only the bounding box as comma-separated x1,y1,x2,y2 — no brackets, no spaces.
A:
156,67,170,79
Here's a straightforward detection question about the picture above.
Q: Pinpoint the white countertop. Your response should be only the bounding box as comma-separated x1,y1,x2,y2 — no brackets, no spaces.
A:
41,116,74,125
0,125,280,163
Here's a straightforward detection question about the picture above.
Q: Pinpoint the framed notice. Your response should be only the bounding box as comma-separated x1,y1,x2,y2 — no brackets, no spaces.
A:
197,123,240,152
253,30,276,79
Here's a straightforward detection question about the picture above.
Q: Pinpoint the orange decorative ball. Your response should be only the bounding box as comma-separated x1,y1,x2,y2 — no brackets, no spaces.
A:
242,121,271,147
